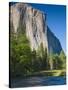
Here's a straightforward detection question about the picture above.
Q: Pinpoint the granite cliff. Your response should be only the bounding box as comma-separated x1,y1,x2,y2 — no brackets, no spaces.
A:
9,3,62,54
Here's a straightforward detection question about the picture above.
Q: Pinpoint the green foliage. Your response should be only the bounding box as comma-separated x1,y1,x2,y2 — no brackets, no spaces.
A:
10,25,66,78
52,54,60,69
49,51,66,70
10,27,32,77
59,51,66,69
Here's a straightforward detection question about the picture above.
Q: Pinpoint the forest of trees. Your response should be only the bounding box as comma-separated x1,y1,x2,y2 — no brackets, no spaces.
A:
10,26,66,78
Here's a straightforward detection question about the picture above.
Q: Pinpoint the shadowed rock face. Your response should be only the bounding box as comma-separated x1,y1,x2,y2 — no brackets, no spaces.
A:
9,2,62,54
47,27,62,54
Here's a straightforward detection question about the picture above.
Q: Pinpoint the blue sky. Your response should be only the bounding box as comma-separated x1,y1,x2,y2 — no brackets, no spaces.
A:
30,3,66,53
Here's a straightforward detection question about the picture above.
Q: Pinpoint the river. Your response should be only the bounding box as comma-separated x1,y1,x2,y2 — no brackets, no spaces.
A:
11,76,66,88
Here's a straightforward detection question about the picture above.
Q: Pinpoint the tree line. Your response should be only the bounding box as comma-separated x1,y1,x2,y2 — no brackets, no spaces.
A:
10,27,66,78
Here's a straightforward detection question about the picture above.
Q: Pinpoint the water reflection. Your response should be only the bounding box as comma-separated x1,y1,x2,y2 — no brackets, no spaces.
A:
11,76,66,88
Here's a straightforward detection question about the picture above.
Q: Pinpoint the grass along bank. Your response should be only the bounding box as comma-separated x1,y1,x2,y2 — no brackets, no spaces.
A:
26,69,66,77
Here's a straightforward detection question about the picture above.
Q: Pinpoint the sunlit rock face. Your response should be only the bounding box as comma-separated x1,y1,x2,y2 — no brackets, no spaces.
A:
25,5,48,51
10,3,62,54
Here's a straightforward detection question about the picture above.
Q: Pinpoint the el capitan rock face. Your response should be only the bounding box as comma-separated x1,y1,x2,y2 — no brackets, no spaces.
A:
47,27,62,54
9,3,62,54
